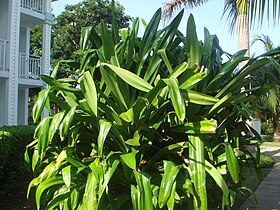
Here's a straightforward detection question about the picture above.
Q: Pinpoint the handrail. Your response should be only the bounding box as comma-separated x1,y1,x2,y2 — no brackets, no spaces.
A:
19,52,42,79
21,0,43,14
0,39,8,71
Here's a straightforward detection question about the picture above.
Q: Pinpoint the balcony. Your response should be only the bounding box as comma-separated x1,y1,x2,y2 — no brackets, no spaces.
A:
19,53,42,80
0,39,8,71
21,0,43,14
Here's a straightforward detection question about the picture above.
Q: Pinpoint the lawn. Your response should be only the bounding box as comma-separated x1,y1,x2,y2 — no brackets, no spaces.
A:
260,135,280,147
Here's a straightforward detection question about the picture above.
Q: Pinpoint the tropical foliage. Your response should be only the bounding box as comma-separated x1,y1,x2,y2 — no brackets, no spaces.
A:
30,0,132,75
163,0,280,58
163,0,280,28
25,8,279,210
251,35,280,141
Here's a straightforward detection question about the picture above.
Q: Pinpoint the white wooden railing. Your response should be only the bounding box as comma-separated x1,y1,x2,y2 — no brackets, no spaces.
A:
19,53,42,79
0,39,8,71
21,0,43,13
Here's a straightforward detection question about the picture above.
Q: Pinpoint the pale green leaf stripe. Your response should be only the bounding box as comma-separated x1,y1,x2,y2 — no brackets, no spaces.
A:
131,185,140,210
168,62,188,79
81,159,100,209
171,119,217,134
225,143,240,184
62,165,71,188
102,63,153,92
180,72,206,89
205,160,229,207
163,78,186,122
97,119,111,157
182,89,218,105
79,71,98,116
189,135,207,210
158,161,180,208
167,181,176,210
134,171,153,210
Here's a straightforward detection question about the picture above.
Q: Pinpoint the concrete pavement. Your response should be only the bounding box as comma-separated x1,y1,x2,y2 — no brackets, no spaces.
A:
239,146,280,210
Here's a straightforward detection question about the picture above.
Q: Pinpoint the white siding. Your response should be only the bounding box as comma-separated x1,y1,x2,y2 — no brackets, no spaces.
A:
0,78,8,126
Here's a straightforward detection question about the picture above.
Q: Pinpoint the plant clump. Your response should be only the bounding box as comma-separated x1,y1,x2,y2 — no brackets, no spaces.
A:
26,8,280,210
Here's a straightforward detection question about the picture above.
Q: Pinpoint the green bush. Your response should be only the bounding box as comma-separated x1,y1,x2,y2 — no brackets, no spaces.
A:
0,131,14,176
26,8,280,210
0,125,35,197
261,122,274,135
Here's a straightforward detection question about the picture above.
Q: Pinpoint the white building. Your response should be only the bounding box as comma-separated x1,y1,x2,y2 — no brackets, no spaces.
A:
0,0,55,126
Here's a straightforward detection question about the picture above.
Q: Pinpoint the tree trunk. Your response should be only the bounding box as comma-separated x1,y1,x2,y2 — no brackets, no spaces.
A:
273,116,280,142
237,14,250,68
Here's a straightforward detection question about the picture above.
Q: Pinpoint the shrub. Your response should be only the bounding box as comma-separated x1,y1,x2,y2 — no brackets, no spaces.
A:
261,122,274,135
26,9,280,210
0,131,14,177
0,125,35,197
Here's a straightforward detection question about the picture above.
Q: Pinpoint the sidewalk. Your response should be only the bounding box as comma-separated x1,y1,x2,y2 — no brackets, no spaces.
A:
239,146,280,210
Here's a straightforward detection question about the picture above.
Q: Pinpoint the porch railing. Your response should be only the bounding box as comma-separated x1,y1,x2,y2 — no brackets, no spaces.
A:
19,53,42,79
0,39,8,71
21,0,43,13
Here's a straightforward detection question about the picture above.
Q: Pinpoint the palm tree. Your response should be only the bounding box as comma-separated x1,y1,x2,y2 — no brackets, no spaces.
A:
251,35,280,141
163,0,280,56
252,34,274,51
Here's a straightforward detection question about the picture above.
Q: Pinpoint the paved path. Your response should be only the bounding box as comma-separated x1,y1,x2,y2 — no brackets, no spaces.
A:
239,146,280,210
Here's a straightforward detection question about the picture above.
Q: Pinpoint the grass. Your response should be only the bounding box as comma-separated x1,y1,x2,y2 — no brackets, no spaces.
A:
232,152,276,209
242,152,275,193
259,135,280,147
260,135,273,142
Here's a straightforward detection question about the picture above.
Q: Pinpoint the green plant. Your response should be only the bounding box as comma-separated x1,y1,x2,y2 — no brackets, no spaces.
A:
0,125,35,199
26,8,280,210
258,153,276,168
0,131,14,175
261,122,274,135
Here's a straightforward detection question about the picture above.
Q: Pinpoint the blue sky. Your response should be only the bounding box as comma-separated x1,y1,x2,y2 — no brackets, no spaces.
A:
52,0,280,55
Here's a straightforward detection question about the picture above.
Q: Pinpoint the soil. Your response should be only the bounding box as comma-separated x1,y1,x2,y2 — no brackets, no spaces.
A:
0,180,35,210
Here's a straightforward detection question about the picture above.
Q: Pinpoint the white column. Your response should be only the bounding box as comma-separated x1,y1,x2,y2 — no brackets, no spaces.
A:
42,0,52,77
24,88,29,125
26,27,30,76
7,0,20,125
42,0,52,118
17,88,29,125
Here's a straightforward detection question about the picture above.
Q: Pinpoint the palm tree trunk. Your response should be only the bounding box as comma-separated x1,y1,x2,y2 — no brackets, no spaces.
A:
237,14,250,68
273,116,280,142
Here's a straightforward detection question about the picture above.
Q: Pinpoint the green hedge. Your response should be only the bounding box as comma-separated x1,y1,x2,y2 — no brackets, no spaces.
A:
0,125,35,197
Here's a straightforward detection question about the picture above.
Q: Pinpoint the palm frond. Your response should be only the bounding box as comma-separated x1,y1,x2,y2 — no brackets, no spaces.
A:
222,0,238,33
251,34,274,51
249,0,280,27
162,0,209,20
